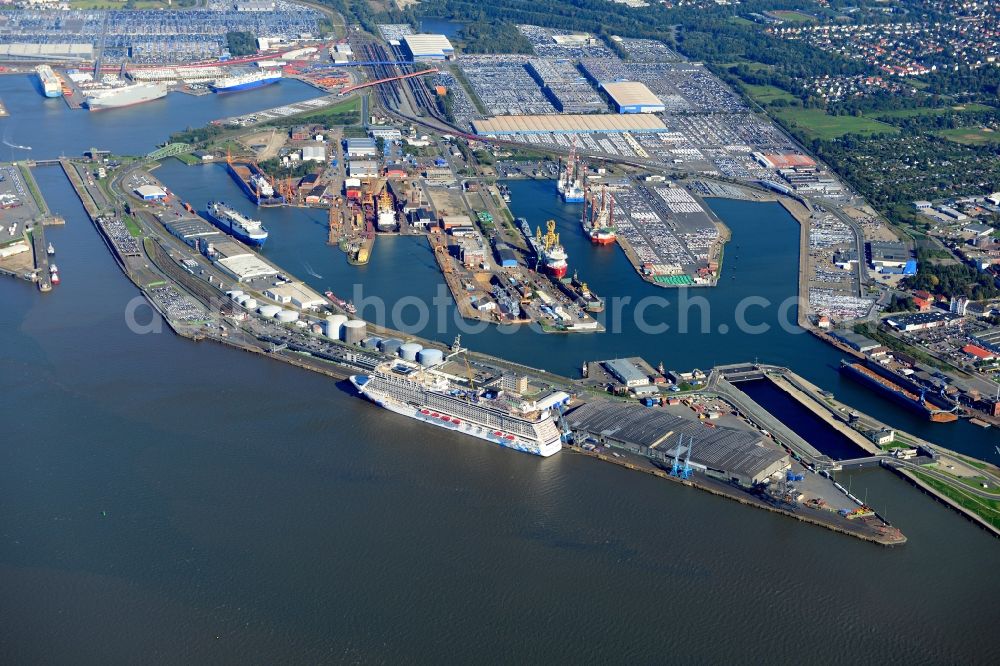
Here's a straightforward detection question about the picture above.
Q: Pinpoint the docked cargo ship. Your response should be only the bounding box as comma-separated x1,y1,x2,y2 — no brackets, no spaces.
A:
204,201,268,247
212,70,282,93
350,361,563,457
225,160,285,206
583,186,616,245
85,83,168,111
839,360,959,422
36,65,62,98
537,219,568,278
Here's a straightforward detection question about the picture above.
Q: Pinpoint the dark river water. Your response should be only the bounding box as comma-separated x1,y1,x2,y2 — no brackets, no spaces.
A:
1,75,998,663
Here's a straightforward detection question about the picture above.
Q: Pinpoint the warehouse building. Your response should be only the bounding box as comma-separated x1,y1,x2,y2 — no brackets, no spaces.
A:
301,144,325,162
401,34,455,61
564,402,790,486
348,160,379,178
345,137,378,157
263,281,327,310
135,185,167,201
164,217,221,247
603,358,650,387
211,239,279,282
829,329,882,353
472,113,667,136
600,81,665,114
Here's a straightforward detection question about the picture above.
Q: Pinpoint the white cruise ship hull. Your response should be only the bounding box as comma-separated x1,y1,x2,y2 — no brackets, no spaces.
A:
351,375,562,457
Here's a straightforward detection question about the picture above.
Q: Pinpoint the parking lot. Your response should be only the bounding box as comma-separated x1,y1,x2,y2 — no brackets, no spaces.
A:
459,56,557,116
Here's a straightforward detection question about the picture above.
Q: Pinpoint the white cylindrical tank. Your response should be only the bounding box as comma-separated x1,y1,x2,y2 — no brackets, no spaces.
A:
227,290,245,300
242,298,258,310
417,348,444,367
258,304,282,318
325,314,348,339
399,342,422,361
275,309,299,323
341,319,366,345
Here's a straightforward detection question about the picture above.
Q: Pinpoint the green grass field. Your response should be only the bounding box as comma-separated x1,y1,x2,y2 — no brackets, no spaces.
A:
123,216,142,238
874,104,994,120
773,107,898,140
935,127,1000,146
768,10,817,23
912,470,1000,530
742,83,797,106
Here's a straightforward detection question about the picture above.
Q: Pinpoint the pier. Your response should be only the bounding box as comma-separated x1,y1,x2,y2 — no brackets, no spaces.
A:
29,222,51,292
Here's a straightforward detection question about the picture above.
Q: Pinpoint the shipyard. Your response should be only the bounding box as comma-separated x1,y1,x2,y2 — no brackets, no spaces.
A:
3,0,1000,659
2,0,997,545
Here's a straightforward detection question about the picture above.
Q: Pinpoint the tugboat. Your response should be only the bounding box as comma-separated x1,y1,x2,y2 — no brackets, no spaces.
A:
49,263,60,285
536,220,568,279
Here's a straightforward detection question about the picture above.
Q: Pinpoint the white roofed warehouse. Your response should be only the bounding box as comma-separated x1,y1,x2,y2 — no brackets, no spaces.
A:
401,34,455,61
600,81,665,114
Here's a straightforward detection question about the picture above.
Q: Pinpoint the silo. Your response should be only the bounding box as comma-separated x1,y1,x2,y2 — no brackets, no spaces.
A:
241,298,258,310
361,336,382,350
275,309,299,323
399,342,422,361
258,304,282,318
417,348,444,367
325,314,348,340
341,319,366,345
226,290,245,301
379,338,403,356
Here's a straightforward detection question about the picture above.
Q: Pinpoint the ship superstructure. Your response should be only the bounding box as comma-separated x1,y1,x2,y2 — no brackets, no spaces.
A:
557,139,585,203
583,185,617,245
84,82,167,111
351,360,563,457
205,201,269,247
212,70,282,93
376,188,397,231
536,219,568,278
36,65,62,98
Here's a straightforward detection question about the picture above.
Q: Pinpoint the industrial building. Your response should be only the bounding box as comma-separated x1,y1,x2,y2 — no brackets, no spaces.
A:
348,160,379,178
164,217,221,247
884,311,964,332
211,239,279,282
829,329,882,353
564,402,790,486
400,34,455,61
600,81,665,114
868,241,909,271
301,144,325,162
135,185,167,201
603,358,650,387
345,137,378,158
263,282,327,310
0,43,94,62
472,113,667,136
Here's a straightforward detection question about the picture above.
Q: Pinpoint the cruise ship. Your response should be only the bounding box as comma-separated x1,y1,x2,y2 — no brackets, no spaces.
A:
85,83,167,111
212,70,282,93
351,361,564,457
204,201,269,247
36,65,62,98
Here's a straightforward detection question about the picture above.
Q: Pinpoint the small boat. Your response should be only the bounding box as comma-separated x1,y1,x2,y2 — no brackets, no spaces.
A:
47,242,55,255
50,271,60,285
49,263,58,274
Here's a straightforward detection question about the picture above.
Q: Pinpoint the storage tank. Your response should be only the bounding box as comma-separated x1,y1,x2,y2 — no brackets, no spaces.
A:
417,348,444,367
324,314,348,339
399,342,423,361
379,338,403,355
226,290,245,300
361,336,382,350
242,298,257,310
275,309,299,323
258,304,282,318
341,319,366,345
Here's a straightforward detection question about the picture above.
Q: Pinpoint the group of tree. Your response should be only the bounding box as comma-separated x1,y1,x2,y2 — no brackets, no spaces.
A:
902,251,1000,300
225,32,257,57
